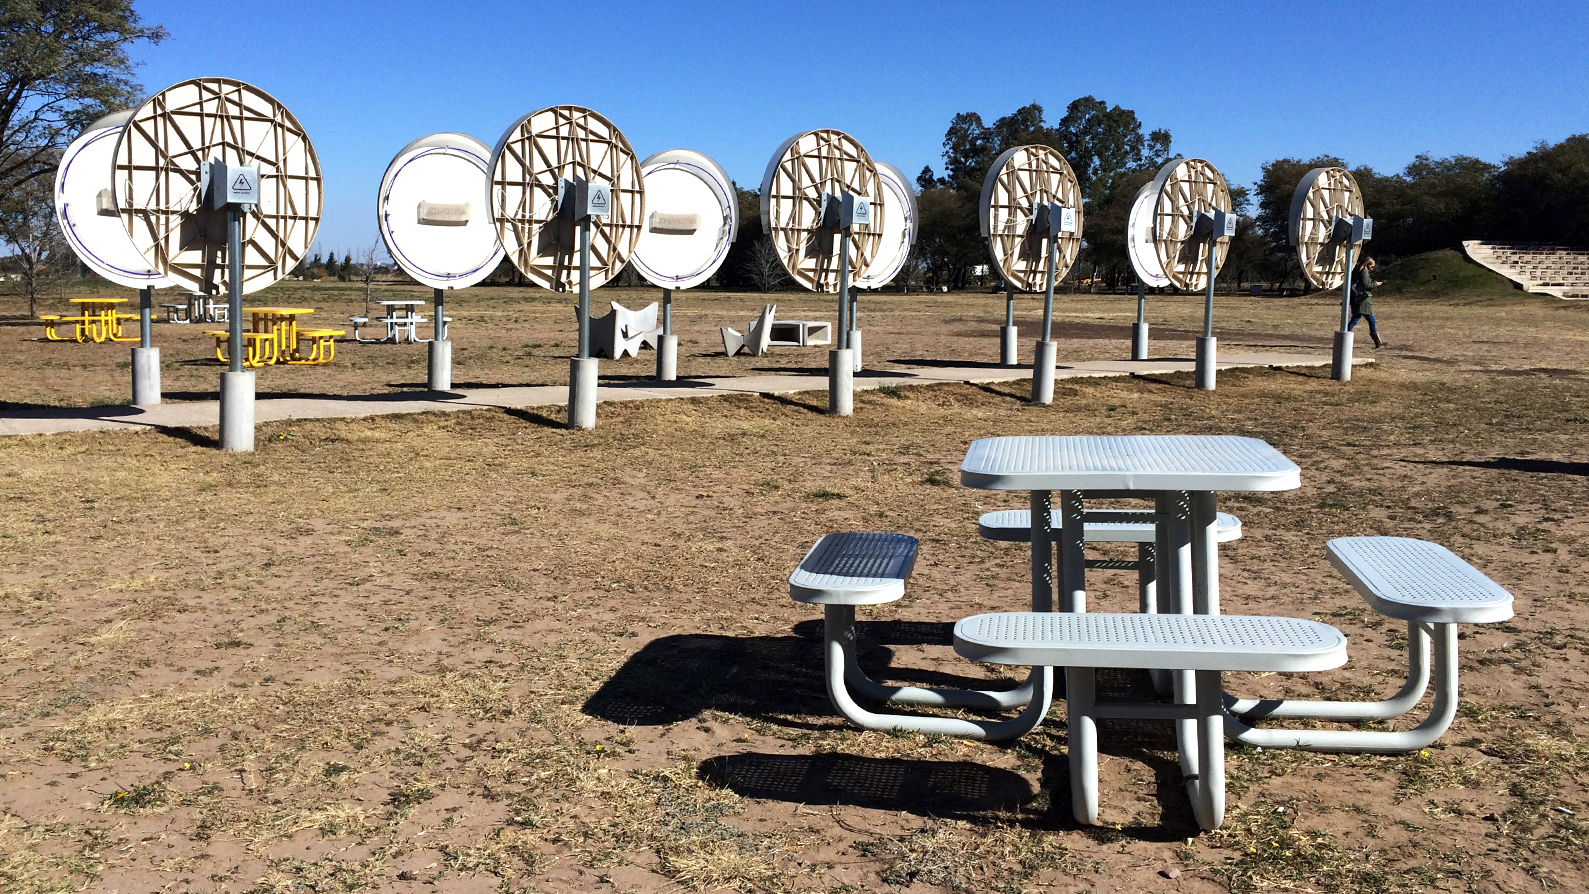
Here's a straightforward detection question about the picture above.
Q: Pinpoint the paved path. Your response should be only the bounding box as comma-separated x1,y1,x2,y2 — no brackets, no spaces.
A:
0,352,1365,437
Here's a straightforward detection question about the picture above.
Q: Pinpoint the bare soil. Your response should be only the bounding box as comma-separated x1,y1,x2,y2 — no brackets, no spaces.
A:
0,279,1586,893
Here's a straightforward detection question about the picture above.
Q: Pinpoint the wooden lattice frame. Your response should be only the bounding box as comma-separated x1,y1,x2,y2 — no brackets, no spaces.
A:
114,78,322,295
979,145,1083,292
759,130,882,293
489,106,644,292
1151,158,1233,292
1289,167,1364,290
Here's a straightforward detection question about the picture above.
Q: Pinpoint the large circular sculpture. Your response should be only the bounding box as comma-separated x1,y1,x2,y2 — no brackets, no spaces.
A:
55,110,173,290
113,77,322,294
857,161,917,290
1150,157,1232,292
758,129,882,293
1126,179,1170,289
488,105,644,292
631,148,737,290
978,145,1083,292
378,133,504,291
1288,167,1365,290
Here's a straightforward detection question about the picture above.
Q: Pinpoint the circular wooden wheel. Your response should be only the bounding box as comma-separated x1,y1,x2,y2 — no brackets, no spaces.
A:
1150,158,1232,292
758,129,882,294
978,145,1083,292
1289,167,1364,290
114,78,322,295
489,105,644,292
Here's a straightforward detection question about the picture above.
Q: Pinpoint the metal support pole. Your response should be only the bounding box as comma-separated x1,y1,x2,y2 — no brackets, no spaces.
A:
1041,236,1057,342
1000,284,1018,367
662,287,673,336
228,210,243,374
1031,236,1059,403
1332,242,1356,382
1006,285,1016,328
577,219,591,359
131,286,160,405
837,231,851,351
1131,282,1149,361
829,227,854,415
1195,237,1218,390
139,286,152,349
657,287,678,382
434,287,445,341
427,287,452,391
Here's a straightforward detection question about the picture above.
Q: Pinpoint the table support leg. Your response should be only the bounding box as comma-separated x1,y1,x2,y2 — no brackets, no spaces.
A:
1058,490,1086,612
1067,666,1099,824
1191,491,1219,615
1188,669,1226,829
1167,493,1196,776
1030,490,1053,613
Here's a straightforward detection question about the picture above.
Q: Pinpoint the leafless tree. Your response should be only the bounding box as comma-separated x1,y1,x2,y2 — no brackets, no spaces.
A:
0,177,65,317
742,235,789,293
359,242,384,317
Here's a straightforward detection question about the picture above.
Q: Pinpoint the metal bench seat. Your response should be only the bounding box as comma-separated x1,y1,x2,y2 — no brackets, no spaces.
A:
954,610,1345,830
977,508,1241,543
789,532,1051,739
1224,536,1516,754
953,612,1345,671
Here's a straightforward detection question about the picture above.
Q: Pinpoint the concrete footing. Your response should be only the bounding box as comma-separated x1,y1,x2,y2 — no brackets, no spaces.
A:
1195,335,1218,391
850,330,863,372
131,347,160,406
1032,339,1058,404
568,357,598,429
219,370,255,452
428,339,452,392
1131,322,1149,361
657,334,678,381
1332,330,1354,382
1000,325,1018,367
828,348,853,416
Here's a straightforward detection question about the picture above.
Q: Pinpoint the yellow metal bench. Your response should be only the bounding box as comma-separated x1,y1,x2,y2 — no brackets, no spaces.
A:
40,315,90,342
207,330,277,367
288,328,344,365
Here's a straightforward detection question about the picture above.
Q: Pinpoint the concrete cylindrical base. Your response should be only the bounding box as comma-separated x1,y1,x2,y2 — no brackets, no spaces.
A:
1031,339,1058,405
1195,335,1217,391
568,356,598,430
1131,322,1149,361
1331,330,1354,382
828,348,853,416
657,334,678,381
1000,325,1018,367
427,339,453,392
131,346,160,406
218,370,255,452
849,329,863,372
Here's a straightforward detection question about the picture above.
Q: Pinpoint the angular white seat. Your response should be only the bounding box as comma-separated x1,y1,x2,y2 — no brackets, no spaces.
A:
1326,536,1514,624
789,532,1051,739
1224,537,1516,754
976,508,1241,543
954,611,1347,830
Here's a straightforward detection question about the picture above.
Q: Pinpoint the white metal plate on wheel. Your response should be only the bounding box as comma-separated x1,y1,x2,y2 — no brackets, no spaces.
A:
1288,167,1365,291
857,162,917,290
114,77,322,295
758,129,882,294
960,435,1301,492
1150,158,1232,292
378,133,504,291
54,111,173,290
489,105,644,292
632,148,737,290
1127,179,1170,288
978,145,1083,293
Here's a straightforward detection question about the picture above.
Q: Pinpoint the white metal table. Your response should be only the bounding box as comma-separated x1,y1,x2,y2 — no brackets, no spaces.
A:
377,300,427,343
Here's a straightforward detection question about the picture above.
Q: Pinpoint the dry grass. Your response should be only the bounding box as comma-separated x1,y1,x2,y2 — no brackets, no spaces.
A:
0,284,1586,891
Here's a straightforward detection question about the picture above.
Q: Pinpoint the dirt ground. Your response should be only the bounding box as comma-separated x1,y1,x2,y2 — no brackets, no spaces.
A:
1,273,1587,893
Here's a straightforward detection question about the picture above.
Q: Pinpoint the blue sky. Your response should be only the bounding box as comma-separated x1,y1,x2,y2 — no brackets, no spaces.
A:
128,0,1588,258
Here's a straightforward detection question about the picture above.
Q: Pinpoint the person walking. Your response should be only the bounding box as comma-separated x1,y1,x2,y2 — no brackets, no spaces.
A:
1348,256,1385,348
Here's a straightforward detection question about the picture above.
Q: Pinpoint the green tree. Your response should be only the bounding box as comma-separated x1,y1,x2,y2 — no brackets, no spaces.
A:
0,0,167,197
913,184,983,289
340,252,352,282
1054,96,1172,205
0,175,64,315
1492,134,1589,246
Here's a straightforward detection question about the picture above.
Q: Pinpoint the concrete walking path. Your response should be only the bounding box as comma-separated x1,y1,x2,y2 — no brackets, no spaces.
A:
0,352,1366,437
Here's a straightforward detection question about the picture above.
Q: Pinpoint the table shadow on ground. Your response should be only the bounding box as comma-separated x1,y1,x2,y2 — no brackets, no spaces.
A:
1404,457,1589,476
698,752,1034,820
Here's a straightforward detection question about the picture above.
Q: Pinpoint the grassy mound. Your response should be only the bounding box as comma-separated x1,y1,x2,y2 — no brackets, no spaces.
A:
1376,248,1521,300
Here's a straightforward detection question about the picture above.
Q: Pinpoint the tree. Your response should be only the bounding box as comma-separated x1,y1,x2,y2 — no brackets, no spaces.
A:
1053,97,1171,205
1,1,167,198
1491,134,1589,247
741,235,789,293
0,175,65,316
359,242,383,316
339,252,352,282
323,252,339,279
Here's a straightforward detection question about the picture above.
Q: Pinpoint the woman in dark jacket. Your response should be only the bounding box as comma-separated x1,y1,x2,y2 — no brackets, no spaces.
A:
1348,256,1384,348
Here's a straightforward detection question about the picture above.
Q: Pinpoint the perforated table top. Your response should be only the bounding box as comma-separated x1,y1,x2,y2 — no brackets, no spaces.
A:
1327,537,1515,624
954,611,1347,672
789,532,918,605
960,435,1300,492
977,509,1243,543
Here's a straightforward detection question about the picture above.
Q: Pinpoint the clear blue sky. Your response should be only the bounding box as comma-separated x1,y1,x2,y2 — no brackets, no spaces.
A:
128,0,1588,258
